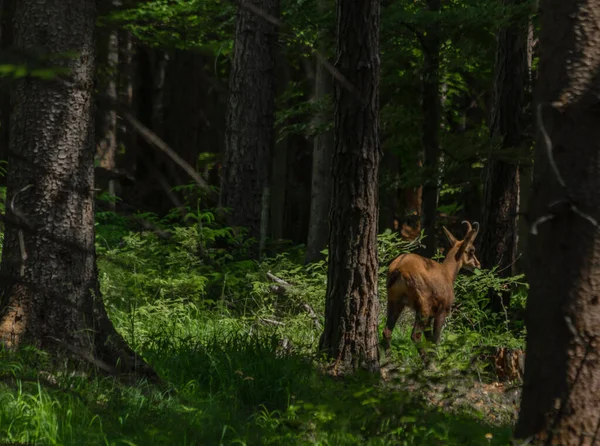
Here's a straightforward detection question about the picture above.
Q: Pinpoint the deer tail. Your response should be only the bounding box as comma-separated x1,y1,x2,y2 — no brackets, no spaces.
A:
387,269,401,289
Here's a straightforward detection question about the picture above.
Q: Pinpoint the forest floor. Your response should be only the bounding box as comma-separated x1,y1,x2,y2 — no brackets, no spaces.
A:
389,370,522,425
0,221,527,445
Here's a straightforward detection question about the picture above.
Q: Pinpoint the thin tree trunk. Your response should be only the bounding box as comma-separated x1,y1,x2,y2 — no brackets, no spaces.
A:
95,0,119,210
305,20,334,264
479,0,527,312
221,0,279,249
270,52,290,246
0,0,150,375
0,0,15,165
515,19,536,275
378,150,401,233
402,161,423,240
420,0,441,258
319,0,381,375
515,0,600,442
117,26,137,178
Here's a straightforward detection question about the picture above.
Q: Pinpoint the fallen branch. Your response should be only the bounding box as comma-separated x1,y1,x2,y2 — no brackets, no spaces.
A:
302,303,322,330
265,271,323,329
266,271,291,287
266,271,292,295
259,317,285,326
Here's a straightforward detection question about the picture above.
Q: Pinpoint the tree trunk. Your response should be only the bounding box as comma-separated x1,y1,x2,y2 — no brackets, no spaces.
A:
282,135,311,244
514,0,600,443
515,19,536,276
0,0,15,165
270,52,290,246
305,19,334,264
378,149,401,233
0,0,149,375
479,0,527,312
95,0,119,210
420,0,441,258
319,0,381,375
117,25,137,179
221,0,279,247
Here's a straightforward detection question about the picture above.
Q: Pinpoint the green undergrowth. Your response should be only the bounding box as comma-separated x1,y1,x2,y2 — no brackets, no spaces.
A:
0,209,527,445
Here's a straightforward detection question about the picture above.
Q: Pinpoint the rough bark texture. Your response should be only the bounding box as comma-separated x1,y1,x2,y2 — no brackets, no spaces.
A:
305,15,334,264
221,0,278,244
514,0,600,443
318,0,381,375
479,0,527,312
0,0,148,375
420,0,441,258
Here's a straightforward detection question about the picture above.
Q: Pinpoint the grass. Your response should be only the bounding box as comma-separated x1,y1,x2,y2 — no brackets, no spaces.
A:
0,220,526,445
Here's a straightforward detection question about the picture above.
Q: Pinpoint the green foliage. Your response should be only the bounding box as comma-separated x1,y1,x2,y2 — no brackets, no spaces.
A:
0,211,527,444
0,49,76,80
104,0,236,52
0,0,537,441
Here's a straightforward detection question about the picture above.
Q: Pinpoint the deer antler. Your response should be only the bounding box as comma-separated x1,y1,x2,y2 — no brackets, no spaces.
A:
461,220,472,233
472,222,480,234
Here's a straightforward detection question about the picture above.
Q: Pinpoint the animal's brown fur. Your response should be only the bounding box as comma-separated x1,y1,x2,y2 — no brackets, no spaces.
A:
382,221,481,362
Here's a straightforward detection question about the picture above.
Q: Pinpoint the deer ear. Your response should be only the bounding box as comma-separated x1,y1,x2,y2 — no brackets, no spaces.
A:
443,226,458,246
462,222,480,246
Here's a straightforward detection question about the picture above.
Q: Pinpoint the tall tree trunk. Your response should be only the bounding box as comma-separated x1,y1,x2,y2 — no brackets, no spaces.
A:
420,0,441,258
95,0,119,210
270,52,289,246
378,149,401,233
282,135,312,244
0,0,15,165
305,14,334,264
117,25,137,179
514,0,600,443
319,0,381,375
515,19,536,275
221,0,279,249
0,0,148,375
479,0,527,312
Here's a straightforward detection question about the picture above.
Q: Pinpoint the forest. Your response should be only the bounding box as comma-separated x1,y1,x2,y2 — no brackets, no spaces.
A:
0,0,599,444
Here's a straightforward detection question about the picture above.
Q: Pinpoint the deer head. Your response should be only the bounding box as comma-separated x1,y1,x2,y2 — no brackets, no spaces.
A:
442,220,481,271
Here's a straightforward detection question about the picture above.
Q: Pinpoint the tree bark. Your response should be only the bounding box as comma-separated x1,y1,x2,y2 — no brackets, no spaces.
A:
420,0,442,258
0,0,149,375
318,0,381,375
305,0,334,264
479,0,527,312
514,0,600,443
221,0,278,247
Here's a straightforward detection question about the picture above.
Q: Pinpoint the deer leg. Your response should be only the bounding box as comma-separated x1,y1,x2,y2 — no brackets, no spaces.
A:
411,313,428,362
432,309,448,344
424,316,436,343
383,299,405,353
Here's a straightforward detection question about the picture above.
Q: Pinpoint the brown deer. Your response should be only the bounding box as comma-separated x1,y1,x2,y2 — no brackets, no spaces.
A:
382,221,480,361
